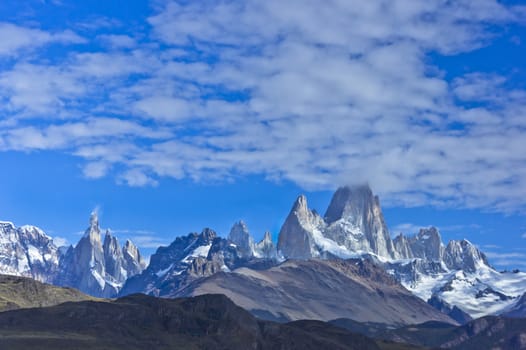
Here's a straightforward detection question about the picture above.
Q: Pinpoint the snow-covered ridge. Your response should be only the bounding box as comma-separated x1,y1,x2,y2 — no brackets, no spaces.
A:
0,220,60,283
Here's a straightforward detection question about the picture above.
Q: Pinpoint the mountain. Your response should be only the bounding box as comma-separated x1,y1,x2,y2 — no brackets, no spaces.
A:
228,221,255,258
0,221,60,283
0,274,94,312
120,184,526,322
324,185,397,259
4,184,525,323
386,236,526,319
55,212,146,297
379,316,526,349
121,224,280,297
276,185,526,320
0,293,412,350
502,291,526,318
160,258,456,325
120,228,219,296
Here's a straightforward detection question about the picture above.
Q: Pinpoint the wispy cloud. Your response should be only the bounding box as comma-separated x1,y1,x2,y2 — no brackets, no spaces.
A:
1,0,526,211
484,251,526,269
0,22,84,56
391,223,481,236
53,236,69,247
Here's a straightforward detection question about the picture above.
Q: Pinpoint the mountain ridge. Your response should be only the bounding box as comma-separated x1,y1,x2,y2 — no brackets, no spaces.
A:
2,184,526,322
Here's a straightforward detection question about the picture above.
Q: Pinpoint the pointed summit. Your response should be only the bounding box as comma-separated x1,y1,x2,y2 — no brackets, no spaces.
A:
277,194,326,259
228,221,255,258
324,184,396,259
56,213,145,297
84,211,101,241
293,194,309,211
254,231,278,260
90,211,99,229
443,239,490,272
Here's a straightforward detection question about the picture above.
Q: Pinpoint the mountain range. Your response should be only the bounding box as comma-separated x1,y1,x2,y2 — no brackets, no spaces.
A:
2,184,526,324
0,213,146,297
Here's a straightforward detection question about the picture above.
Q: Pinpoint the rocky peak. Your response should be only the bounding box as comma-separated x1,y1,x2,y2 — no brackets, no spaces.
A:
324,184,396,259
443,239,490,273
228,221,254,258
411,227,444,262
277,194,325,259
0,221,60,283
84,212,102,244
255,231,278,260
103,230,124,281
17,225,51,242
324,184,373,225
56,213,145,297
199,228,217,243
122,239,146,275
293,194,309,212
123,240,142,263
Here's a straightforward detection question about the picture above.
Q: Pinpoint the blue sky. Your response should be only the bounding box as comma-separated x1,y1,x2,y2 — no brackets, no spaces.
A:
0,0,525,269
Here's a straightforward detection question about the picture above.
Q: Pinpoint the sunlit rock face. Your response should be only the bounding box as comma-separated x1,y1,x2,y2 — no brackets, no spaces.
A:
55,212,145,297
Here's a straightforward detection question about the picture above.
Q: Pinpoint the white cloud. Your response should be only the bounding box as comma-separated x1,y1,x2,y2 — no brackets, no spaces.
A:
53,236,70,247
118,168,158,187
0,22,84,56
484,251,526,269
97,34,136,49
1,1,526,213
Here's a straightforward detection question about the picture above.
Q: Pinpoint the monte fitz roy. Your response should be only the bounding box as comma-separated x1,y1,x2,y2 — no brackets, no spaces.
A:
2,185,526,324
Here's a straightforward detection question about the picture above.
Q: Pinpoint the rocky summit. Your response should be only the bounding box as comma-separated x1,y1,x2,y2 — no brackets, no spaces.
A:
0,221,60,283
0,213,146,298
56,212,146,297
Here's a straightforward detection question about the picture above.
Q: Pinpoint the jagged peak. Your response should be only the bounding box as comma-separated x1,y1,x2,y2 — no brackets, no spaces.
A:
292,194,309,211
416,227,443,242
103,230,119,246
199,228,217,241
446,239,476,249
124,239,136,249
229,220,250,236
234,219,248,228
83,212,102,241
18,224,52,240
90,211,99,229
0,221,16,229
262,231,272,242
324,183,374,224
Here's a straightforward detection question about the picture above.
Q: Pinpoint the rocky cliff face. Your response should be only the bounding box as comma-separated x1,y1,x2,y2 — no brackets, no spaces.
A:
120,228,218,296
443,239,489,272
277,195,327,259
0,221,60,283
254,231,278,259
324,185,396,259
278,185,399,260
228,221,255,258
121,220,281,297
56,212,145,297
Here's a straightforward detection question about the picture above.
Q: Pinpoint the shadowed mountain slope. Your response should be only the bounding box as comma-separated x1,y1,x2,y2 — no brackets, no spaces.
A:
0,293,421,350
0,274,93,312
